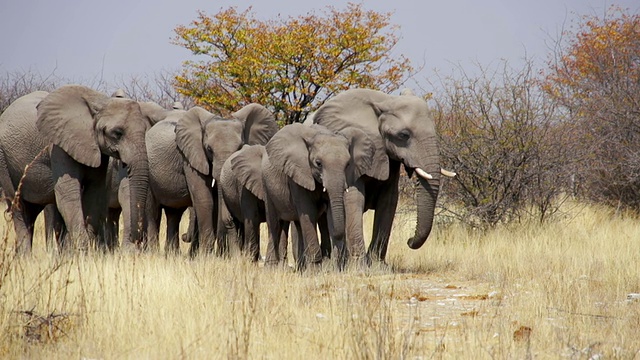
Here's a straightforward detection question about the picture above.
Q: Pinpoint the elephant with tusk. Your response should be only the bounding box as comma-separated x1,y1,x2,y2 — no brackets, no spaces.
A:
313,88,455,263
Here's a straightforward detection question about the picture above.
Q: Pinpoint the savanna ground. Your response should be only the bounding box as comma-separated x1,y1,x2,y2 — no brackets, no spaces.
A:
0,201,639,359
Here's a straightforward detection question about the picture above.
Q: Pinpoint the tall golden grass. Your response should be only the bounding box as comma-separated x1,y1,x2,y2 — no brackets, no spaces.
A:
0,202,639,359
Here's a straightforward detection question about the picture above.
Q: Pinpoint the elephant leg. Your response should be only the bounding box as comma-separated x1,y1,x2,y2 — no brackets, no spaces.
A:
241,191,261,262
242,217,258,261
164,207,185,255
51,146,95,250
43,204,61,252
292,190,322,268
292,221,304,269
279,221,290,263
53,178,89,250
184,165,215,255
368,165,401,263
318,212,332,259
181,208,196,243
82,177,109,252
13,201,43,254
264,198,283,266
105,207,121,250
216,188,238,257
187,215,200,258
46,205,67,252
299,217,322,268
345,182,367,260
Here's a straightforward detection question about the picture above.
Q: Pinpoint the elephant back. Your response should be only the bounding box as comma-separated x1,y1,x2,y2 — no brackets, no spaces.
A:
146,120,189,203
0,91,54,197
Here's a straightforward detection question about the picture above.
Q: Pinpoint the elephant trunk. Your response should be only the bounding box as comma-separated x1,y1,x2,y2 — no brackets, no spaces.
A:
122,144,149,245
326,179,347,264
327,186,346,242
407,174,440,249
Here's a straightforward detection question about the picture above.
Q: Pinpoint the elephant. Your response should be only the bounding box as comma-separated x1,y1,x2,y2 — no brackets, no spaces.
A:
108,102,188,252
218,144,271,261
312,88,456,263
0,85,159,253
163,103,278,256
176,104,278,254
261,123,375,269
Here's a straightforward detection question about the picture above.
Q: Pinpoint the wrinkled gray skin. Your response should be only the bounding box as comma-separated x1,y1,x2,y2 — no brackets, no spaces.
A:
147,104,277,256
262,123,375,269
314,88,441,263
166,104,278,256
0,86,156,253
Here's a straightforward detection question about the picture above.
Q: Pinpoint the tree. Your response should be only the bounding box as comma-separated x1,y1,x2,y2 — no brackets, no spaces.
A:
173,4,412,125
543,7,640,210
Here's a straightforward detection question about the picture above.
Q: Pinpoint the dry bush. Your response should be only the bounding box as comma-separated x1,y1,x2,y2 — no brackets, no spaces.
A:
431,60,573,228
0,70,63,114
112,70,195,109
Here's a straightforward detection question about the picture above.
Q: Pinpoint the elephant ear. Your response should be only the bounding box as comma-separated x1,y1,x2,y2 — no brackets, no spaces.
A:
313,89,390,181
175,107,212,175
339,127,376,180
230,144,267,201
36,85,107,168
138,101,169,126
266,123,316,191
233,103,279,145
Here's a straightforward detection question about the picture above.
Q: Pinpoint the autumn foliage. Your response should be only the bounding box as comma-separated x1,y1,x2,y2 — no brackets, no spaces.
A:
543,7,640,210
172,4,413,125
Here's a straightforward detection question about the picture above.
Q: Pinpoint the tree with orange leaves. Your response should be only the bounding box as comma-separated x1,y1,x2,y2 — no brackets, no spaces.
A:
172,4,413,125
543,6,640,209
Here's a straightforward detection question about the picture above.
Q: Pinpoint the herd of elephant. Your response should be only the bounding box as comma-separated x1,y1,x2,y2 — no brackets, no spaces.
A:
0,84,455,269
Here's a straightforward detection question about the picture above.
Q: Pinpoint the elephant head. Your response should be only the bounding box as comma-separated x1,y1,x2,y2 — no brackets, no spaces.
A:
266,123,375,247
36,84,153,244
314,88,449,250
175,103,278,181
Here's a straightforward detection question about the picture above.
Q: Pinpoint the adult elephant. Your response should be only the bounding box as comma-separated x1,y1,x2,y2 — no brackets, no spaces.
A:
0,86,156,253
313,88,455,263
145,103,277,256
109,102,187,252
261,123,375,269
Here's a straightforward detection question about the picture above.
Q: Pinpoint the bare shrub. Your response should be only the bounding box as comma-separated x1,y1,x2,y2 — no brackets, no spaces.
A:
431,60,572,228
112,69,195,109
0,70,63,114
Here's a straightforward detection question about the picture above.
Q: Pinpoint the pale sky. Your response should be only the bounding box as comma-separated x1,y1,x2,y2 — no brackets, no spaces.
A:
2,0,638,90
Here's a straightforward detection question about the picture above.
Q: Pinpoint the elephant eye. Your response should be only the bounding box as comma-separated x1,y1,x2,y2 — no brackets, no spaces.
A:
314,159,323,168
111,127,124,140
395,130,411,142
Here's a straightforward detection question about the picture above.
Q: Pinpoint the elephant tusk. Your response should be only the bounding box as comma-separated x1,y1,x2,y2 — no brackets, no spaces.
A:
323,187,327,193
441,168,457,177
211,178,216,187
415,168,433,180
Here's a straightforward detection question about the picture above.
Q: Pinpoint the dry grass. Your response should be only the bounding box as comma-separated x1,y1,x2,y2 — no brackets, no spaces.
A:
0,203,639,359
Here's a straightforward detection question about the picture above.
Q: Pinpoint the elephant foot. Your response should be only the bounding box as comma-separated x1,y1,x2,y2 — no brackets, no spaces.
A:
342,255,372,272
121,241,141,254
263,259,281,268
